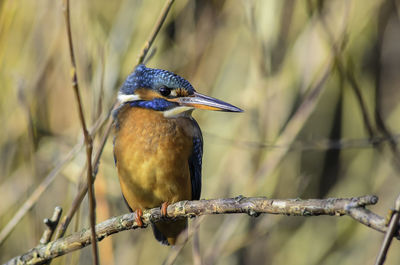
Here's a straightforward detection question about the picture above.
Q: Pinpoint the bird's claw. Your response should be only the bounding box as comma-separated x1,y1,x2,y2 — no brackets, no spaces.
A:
135,209,144,227
161,202,169,220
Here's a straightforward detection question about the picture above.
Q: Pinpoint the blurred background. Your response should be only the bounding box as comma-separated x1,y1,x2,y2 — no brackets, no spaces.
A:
1,0,400,264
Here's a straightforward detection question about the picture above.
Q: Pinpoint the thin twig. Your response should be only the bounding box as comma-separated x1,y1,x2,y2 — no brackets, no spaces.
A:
40,207,63,245
4,195,389,265
374,194,400,265
137,0,175,64
62,0,98,263
346,207,391,236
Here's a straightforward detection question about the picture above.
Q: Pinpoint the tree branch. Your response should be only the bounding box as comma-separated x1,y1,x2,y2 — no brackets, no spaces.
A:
5,195,395,265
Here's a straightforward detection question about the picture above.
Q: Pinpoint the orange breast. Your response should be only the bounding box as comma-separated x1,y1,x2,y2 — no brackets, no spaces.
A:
114,106,195,211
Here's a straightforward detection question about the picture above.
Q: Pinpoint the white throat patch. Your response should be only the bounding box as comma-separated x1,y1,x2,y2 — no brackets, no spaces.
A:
163,106,194,118
118,93,141,103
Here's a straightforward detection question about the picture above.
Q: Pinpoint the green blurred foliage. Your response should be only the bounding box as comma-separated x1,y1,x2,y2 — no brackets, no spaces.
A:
1,0,400,264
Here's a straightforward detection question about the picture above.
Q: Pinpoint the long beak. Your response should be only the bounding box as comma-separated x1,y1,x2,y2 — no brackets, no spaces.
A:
177,92,243,112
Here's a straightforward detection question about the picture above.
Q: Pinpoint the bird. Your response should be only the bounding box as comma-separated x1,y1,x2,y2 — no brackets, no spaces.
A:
113,64,242,245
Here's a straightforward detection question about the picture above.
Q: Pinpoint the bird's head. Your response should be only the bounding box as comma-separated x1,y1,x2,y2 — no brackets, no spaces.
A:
118,64,243,118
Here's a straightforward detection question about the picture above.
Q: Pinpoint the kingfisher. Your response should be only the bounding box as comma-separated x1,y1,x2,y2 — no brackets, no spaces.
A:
113,64,242,245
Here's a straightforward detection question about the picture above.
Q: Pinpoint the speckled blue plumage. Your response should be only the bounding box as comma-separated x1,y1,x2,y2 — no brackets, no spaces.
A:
120,64,195,95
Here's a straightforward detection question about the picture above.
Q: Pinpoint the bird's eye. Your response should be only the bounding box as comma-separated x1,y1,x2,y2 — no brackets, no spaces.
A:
159,86,172,97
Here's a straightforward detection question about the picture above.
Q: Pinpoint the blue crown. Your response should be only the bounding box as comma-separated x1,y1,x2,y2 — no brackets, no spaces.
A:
120,64,195,95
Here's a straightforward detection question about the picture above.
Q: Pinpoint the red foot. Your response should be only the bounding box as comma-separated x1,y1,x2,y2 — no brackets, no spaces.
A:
135,209,144,227
161,202,169,217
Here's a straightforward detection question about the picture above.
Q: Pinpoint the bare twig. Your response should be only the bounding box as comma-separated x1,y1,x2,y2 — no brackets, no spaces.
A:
346,207,391,236
62,0,98,263
5,195,393,265
40,207,63,245
137,0,175,64
375,194,400,265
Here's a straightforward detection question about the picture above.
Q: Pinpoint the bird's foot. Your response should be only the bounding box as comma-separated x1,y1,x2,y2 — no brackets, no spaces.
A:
161,202,169,219
135,209,144,227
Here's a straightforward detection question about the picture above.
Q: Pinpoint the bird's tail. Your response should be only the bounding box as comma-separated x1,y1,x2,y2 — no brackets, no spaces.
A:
151,219,187,245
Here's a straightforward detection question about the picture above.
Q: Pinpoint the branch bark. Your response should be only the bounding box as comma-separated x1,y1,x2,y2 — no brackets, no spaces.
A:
5,195,395,265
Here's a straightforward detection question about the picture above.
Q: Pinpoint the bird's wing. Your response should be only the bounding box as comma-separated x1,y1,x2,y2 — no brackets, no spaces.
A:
188,119,203,200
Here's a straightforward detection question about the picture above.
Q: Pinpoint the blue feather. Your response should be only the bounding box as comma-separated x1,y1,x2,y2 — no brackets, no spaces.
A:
129,98,178,111
188,119,203,200
121,64,195,95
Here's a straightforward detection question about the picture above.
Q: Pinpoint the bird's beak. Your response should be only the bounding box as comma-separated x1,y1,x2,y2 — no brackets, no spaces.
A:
177,92,243,112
